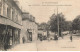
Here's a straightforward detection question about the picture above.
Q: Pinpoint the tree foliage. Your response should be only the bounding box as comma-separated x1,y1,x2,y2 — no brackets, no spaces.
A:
72,15,80,30
39,23,49,30
49,13,72,32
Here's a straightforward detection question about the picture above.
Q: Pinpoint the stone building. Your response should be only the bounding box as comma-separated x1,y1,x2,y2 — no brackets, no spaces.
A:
0,0,22,50
21,12,38,43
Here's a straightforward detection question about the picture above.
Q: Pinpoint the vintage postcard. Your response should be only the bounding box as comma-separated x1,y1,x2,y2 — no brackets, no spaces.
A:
0,0,80,51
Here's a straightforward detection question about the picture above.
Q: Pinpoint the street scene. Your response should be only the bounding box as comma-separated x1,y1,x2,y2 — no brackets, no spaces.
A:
8,35,80,51
0,0,80,51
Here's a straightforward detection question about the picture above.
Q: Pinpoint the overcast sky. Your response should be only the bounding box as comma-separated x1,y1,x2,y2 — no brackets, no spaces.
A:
18,0,80,23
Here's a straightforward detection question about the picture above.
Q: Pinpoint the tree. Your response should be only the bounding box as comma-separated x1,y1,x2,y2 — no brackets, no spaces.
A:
39,23,48,30
49,13,66,32
49,13,72,36
65,21,72,31
72,15,80,30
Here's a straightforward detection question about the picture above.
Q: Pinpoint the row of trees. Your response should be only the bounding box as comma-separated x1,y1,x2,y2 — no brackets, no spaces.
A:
72,15,80,30
39,13,80,36
49,13,72,32
49,13,80,32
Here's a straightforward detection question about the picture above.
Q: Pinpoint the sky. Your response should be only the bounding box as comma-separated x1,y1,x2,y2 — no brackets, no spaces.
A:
17,0,80,23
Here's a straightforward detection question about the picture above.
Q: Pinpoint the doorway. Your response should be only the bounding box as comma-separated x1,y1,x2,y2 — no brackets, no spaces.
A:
29,32,32,41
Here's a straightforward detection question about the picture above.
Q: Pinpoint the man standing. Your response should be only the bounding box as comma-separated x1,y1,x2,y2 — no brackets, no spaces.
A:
70,35,73,42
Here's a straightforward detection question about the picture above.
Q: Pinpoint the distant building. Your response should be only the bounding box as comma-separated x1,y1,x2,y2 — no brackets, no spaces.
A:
38,29,47,37
21,12,38,43
0,0,22,50
38,27,47,40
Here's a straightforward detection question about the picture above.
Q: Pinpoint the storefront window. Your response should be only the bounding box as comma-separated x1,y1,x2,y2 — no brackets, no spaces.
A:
0,25,6,48
13,29,20,44
7,29,13,45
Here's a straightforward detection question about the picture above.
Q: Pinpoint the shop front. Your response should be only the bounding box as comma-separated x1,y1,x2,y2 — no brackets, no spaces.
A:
0,16,21,50
0,24,6,50
0,24,21,50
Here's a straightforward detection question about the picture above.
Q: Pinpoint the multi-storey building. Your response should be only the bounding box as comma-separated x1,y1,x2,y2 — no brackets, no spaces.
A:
22,12,38,43
0,0,22,50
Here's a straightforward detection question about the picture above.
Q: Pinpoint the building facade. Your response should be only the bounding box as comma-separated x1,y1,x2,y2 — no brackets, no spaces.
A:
21,12,38,43
38,28,48,40
0,0,22,50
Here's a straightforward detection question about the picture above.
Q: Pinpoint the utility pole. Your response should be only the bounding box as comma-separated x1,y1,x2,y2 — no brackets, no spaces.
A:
56,5,71,37
57,7,59,37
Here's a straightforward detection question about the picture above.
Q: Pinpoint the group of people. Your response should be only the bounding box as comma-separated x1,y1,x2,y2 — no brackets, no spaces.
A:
53,33,73,42
38,32,73,42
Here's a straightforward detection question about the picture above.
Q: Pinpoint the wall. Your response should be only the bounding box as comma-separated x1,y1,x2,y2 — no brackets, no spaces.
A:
0,0,22,25
29,21,38,42
20,20,28,43
25,20,38,42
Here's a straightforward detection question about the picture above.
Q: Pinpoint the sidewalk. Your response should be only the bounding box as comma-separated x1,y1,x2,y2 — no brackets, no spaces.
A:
8,42,37,51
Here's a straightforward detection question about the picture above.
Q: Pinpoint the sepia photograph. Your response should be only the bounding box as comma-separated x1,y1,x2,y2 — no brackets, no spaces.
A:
0,0,80,51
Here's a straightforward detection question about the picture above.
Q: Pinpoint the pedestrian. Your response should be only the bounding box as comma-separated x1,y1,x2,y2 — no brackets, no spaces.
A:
40,35,43,41
54,34,58,40
70,35,72,42
22,37,25,43
62,34,64,39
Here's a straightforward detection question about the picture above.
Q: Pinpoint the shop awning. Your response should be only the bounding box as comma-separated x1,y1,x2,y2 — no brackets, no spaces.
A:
0,15,22,29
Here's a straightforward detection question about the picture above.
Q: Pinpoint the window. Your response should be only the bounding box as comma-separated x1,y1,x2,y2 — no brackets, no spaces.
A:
17,14,19,23
15,12,18,22
16,13,18,22
12,9,15,21
3,3,6,16
7,7,11,18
